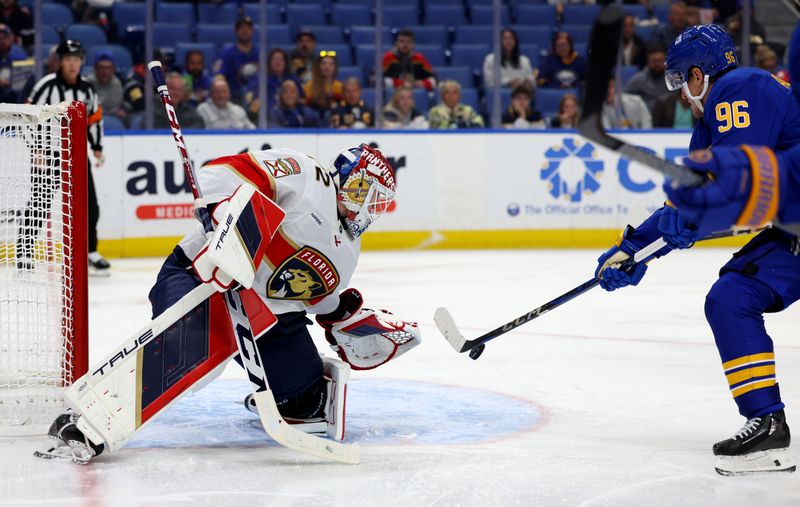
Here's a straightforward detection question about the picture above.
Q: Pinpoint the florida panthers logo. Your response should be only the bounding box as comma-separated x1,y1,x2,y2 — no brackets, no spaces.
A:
267,247,339,301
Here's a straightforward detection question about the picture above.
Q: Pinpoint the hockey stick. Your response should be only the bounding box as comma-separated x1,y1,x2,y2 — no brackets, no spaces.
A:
435,226,765,360
148,62,360,464
577,5,702,187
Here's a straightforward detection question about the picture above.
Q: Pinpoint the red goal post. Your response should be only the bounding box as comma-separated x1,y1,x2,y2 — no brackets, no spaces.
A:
0,101,88,435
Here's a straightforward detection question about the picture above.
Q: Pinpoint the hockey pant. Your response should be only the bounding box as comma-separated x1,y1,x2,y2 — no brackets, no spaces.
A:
705,228,800,419
148,246,324,403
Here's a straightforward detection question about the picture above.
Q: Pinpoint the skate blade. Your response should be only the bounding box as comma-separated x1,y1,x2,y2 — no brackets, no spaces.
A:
88,267,111,278
715,448,796,476
34,442,93,465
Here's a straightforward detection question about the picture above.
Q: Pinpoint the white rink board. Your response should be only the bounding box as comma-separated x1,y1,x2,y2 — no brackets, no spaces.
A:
94,131,692,241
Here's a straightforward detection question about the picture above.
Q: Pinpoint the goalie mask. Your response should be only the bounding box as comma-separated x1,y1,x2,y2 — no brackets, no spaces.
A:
330,144,396,238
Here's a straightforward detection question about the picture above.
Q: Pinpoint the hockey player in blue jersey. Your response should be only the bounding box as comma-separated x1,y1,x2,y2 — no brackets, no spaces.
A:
660,20,800,236
595,24,800,475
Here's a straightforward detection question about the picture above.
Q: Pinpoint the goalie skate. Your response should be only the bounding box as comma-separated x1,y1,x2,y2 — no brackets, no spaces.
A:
713,409,796,476
245,356,349,441
33,413,104,465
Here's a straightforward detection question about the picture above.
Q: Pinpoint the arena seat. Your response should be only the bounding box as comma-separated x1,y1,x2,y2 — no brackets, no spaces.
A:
65,24,107,49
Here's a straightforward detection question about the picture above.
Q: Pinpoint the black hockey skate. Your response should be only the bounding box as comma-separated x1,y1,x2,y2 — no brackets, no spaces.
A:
244,377,329,435
713,409,795,476
33,413,105,465
88,252,111,276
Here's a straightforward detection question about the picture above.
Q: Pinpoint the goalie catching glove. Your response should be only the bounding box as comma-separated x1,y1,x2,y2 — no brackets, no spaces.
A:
316,288,421,370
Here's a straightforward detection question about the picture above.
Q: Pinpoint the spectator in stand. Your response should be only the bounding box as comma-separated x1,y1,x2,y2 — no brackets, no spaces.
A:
753,44,791,83
550,93,580,128
482,29,535,90
686,6,701,26
243,48,305,122
602,77,651,129
330,78,373,129
624,43,667,113
216,16,258,102
20,44,58,101
501,85,545,129
754,44,778,74
651,1,688,48
0,23,25,102
537,31,587,89
198,77,254,130
269,80,321,128
548,0,597,22
182,50,212,107
383,84,428,129
122,49,167,117
86,51,124,121
428,80,484,129
652,92,696,129
0,0,31,49
725,9,767,60
302,50,343,120
290,30,317,84
383,29,437,92
621,14,647,70
152,72,205,129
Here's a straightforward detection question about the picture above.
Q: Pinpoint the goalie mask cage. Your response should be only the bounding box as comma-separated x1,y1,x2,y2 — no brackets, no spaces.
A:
0,102,88,436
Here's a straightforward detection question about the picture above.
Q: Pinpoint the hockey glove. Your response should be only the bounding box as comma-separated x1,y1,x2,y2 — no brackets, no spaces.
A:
663,146,776,238
193,184,285,292
316,288,421,370
658,204,698,250
595,226,648,292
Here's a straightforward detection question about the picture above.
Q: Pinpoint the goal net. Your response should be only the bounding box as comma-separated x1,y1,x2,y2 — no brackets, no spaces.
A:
0,102,88,435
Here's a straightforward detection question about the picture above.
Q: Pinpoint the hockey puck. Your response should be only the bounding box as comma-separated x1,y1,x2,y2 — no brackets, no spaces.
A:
469,344,485,360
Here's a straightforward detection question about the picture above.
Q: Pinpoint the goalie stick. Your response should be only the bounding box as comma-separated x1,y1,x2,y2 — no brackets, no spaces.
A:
146,63,360,464
435,226,765,360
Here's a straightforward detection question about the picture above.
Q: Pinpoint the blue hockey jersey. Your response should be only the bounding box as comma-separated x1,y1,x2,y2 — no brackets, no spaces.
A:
689,67,800,151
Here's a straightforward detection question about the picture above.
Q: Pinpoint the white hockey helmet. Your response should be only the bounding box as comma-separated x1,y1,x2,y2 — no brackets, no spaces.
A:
330,144,396,238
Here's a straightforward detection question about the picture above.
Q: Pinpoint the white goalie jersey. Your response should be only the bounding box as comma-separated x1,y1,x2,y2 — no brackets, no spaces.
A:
179,147,360,316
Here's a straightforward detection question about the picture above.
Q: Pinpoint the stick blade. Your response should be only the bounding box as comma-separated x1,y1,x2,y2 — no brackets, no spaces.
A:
434,307,470,353
252,390,360,464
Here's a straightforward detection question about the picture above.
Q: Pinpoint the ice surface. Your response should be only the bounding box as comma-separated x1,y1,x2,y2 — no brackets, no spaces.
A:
1,249,799,506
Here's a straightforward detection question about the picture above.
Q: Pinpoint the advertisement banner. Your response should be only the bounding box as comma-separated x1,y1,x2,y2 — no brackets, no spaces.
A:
95,131,693,253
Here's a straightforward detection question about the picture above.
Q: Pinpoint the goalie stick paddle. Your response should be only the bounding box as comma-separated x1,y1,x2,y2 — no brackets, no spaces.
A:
577,5,702,187
148,62,360,464
436,226,765,360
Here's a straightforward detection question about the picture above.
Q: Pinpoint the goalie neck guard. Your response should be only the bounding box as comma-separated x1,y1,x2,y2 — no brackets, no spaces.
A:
330,144,396,238
665,24,738,112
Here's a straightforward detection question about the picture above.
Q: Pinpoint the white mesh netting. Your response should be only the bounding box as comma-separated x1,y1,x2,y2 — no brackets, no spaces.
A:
0,103,81,435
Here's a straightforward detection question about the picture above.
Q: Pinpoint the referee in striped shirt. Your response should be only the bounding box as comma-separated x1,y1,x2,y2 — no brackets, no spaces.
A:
22,39,110,273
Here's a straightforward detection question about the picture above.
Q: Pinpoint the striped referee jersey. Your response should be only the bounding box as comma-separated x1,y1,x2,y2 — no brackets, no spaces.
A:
27,72,103,152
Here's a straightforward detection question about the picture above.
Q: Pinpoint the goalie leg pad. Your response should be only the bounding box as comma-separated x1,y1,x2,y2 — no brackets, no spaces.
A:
65,291,240,454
